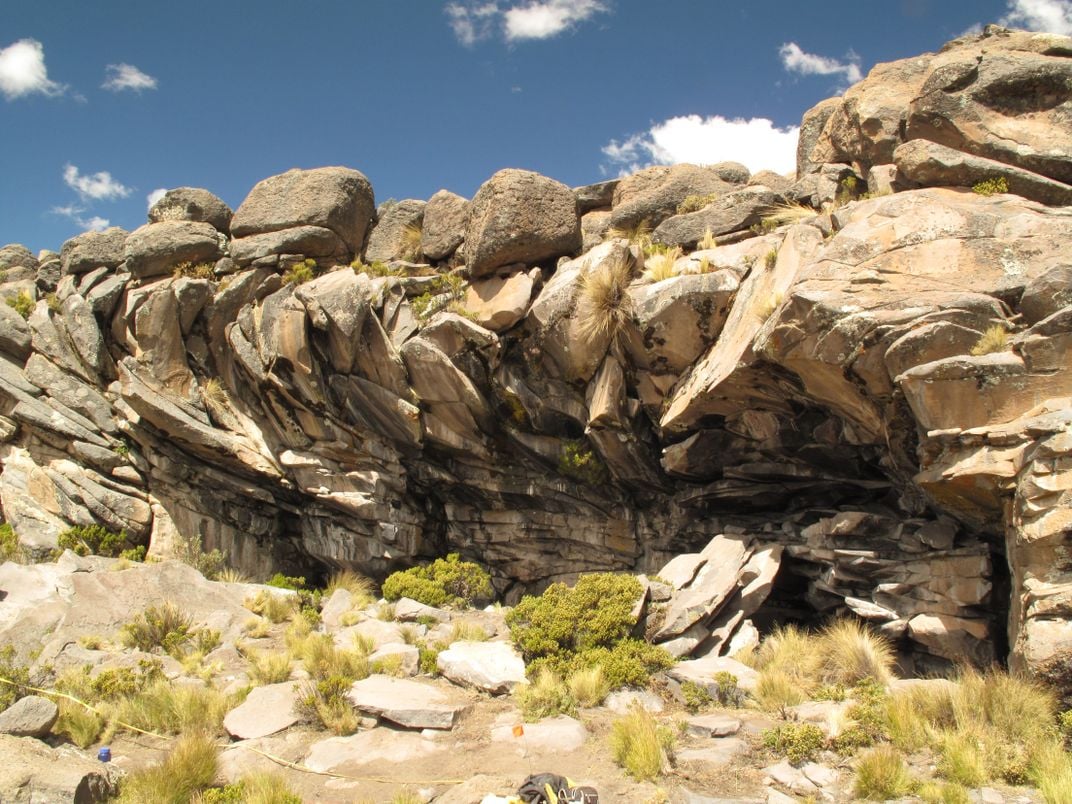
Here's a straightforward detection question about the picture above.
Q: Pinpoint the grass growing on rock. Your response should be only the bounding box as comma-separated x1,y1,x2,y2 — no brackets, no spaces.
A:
575,250,635,342
324,569,376,607
0,522,21,562
970,324,1010,356
642,246,683,283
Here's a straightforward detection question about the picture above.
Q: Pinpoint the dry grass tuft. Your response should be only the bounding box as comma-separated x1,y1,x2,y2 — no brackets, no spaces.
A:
244,647,293,685
754,668,805,715
817,619,895,687
970,324,1009,356
760,201,818,229
853,744,914,800
244,590,297,624
325,569,376,607
568,665,610,708
515,667,576,721
642,246,683,283
118,733,219,803
606,219,652,249
449,621,489,643
609,707,674,782
575,251,635,342
399,222,424,262
697,228,719,251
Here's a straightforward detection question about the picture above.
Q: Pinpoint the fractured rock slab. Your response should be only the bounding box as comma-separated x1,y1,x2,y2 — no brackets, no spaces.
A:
223,682,300,739
347,676,467,729
436,640,526,694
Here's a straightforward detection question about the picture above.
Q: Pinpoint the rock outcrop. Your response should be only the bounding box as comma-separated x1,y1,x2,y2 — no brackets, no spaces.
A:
1,26,1071,690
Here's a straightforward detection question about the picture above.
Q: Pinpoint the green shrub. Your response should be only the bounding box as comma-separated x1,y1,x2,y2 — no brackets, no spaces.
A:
0,645,30,710
681,680,713,713
57,524,136,558
351,259,399,277
120,602,215,658
172,533,227,579
1059,709,1072,739
200,773,303,804
972,176,1009,196
515,667,576,721
298,674,359,735
507,573,673,689
762,723,826,764
266,572,307,590
381,553,492,608
282,259,316,285
0,522,20,562
5,291,35,319
558,439,608,485
417,641,442,676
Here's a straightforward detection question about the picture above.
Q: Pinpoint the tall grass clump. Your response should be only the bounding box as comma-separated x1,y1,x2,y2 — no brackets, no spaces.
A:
642,246,683,283
605,220,652,249
324,569,376,607
568,665,610,708
575,251,636,342
399,222,423,262
118,733,219,804
853,744,915,800
244,589,297,624
761,201,817,229
970,324,1009,356
515,667,576,721
609,707,674,782
817,619,895,686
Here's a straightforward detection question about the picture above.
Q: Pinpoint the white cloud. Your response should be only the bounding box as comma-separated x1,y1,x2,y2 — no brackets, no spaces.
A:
52,205,111,233
602,115,800,177
445,0,607,45
504,0,606,40
1000,0,1072,34
102,63,158,92
445,1,501,46
779,42,862,86
63,164,131,201
0,38,65,100
147,188,167,209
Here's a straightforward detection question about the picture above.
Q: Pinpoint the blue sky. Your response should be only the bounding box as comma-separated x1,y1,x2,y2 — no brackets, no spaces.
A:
2,0,1069,254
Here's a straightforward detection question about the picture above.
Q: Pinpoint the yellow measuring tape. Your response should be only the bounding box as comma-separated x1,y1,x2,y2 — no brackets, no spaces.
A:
0,675,466,786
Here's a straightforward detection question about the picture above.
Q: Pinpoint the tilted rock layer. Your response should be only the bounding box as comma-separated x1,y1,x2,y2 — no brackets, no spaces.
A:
1,26,1070,688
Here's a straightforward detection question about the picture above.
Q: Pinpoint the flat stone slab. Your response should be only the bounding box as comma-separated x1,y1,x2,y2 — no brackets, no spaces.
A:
224,682,300,739
669,655,759,694
394,597,450,623
676,737,749,766
685,714,741,738
370,642,420,676
305,728,444,773
347,676,467,729
604,690,664,714
490,714,587,752
437,641,526,694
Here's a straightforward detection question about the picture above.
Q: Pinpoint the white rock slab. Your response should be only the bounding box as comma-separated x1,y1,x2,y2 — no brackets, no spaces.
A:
370,642,420,676
223,682,300,739
437,641,526,694
490,714,587,752
669,655,759,694
394,597,450,623
305,728,444,773
676,737,748,765
603,690,664,714
684,714,741,738
347,676,467,729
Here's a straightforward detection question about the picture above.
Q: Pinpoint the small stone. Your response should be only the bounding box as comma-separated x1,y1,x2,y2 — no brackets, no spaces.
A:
223,682,300,739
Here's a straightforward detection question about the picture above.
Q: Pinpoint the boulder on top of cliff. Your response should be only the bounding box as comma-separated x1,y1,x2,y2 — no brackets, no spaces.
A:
464,169,581,278
804,26,1072,180
60,227,127,276
124,220,225,279
574,178,619,213
609,164,737,231
365,199,426,263
230,166,376,256
421,190,470,262
148,187,233,233
0,244,37,273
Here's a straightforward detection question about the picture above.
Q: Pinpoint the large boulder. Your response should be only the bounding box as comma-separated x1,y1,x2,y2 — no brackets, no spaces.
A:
420,190,470,261
0,244,37,272
149,187,233,232
609,164,737,230
653,187,782,247
124,220,224,279
230,166,376,255
60,227,127,276
464,169,581,277
365,199,425,263
436,640,527,693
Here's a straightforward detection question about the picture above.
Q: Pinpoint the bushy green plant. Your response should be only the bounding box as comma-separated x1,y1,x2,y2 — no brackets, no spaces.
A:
57,524,137,558
266,572,306,590
381,553,492,608
200,773,303,804
558,439,608,485
1059,709,1072,739
0,646,30,710
5,290,35,319
681,680,714,713
173,533,227,579
762,723,826,764
507,573,672,689
298,674,359,735
120,602,214,658
0,523,20,562
351,259,399,277
282,259,316,285
172,261,215,279
972,176,1009,196
515,667,577,721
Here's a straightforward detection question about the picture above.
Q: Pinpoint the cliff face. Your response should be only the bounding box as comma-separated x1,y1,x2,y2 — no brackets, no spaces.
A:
1,26,1070,684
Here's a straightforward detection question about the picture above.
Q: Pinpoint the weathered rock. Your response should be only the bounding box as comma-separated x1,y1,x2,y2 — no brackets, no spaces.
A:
0,302,31,359
60,227,127,276
894,139,1072,206
369,642,420,676
669,656,759,694
149,187,233,232
0,244,37,272
304,728,444,773
676,738,749,767
365,199,426,263
1021,265,1072,325
464,268,537,333
610,164,733,231
574,179,618,213
581,209,612,251
421,190,471,261
684,714,741,738
229,225,347,265
0,695,59,737
124,220,224,279
655,534,753,640
653,187,782,247
490,714,587,751
347,676,467,729
223,682,300,739
465,169,581,277
0,733,121,802
230,166,376,255
393,597,450,623
436,640,526,693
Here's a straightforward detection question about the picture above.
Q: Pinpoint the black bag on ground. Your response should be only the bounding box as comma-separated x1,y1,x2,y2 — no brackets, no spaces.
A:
517,773,598,803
